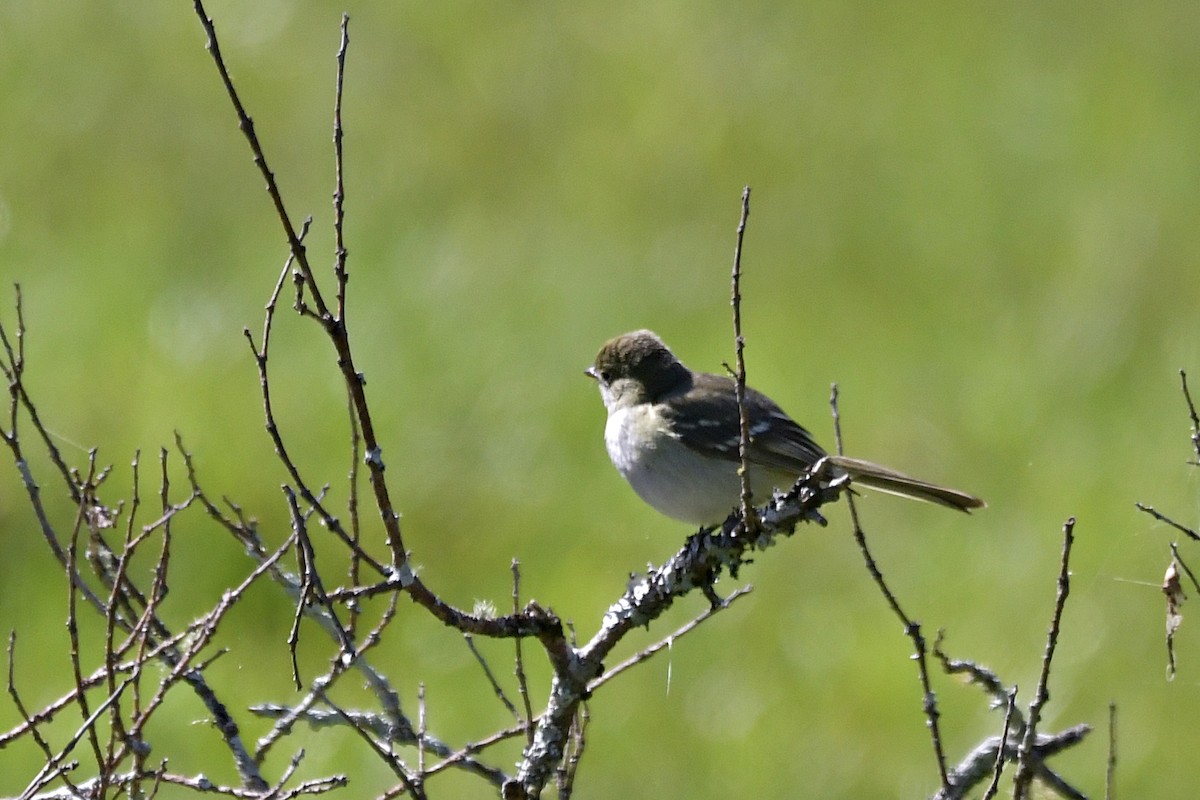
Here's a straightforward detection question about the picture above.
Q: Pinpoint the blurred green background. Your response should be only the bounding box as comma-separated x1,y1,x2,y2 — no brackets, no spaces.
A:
3,1,1200,797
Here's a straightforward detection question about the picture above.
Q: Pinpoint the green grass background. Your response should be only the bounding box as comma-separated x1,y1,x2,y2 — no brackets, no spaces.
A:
2,1,1200,797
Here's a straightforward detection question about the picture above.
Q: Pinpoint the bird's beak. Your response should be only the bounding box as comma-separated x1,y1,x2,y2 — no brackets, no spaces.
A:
584,366,598,381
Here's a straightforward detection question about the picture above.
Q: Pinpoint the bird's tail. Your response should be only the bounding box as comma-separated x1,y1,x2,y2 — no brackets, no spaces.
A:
825,455,985,513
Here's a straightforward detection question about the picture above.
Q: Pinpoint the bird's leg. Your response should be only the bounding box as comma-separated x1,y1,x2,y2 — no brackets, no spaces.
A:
700,582,725,610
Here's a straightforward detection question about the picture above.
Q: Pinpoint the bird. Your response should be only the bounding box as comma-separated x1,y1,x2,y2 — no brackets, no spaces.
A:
586,330,984,526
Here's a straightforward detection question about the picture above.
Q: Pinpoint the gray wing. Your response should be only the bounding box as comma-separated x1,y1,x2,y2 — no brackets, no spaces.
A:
660,373,827,473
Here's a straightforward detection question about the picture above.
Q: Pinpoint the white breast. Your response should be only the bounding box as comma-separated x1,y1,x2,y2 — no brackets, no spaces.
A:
605,404,764,525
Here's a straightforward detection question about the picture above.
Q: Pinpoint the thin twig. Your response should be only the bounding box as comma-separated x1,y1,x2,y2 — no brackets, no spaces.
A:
1135,502,1200,542
588,585,753,693
1168,542,1200,594
831,385,951,792
557,702,588,799
728,186,756,533
1180,369,1200,463
512,559,535,744
464,634,521,721
67,454,105,777
344,382,363,638
1013,517,1077,799
417,682,427,777
1105,701,1116,800
324,696,426,799
332,13,351,321
243,221,388,575
1,285,83,505
981,686,1018,800
190,0,326,315
282,484,355,689
105,451,142,780
9,631,76,798
192,0,411,569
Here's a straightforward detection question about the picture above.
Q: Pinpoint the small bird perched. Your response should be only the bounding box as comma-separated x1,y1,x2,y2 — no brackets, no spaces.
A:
586,330,984,525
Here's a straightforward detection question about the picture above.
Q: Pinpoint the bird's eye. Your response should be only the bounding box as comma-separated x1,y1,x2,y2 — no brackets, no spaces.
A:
598,370,611,384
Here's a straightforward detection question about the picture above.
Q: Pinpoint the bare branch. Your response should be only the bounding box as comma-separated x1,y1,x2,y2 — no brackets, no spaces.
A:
465,633,522,722
1014,517,1077,799
831,385,951,792
1135,502,1200,542
981,687,1017,800
728,186,757,533
511,559,535,744
191,0,409,569
332,13,350,320
1106,702,1117,800
1180,369,1200,463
